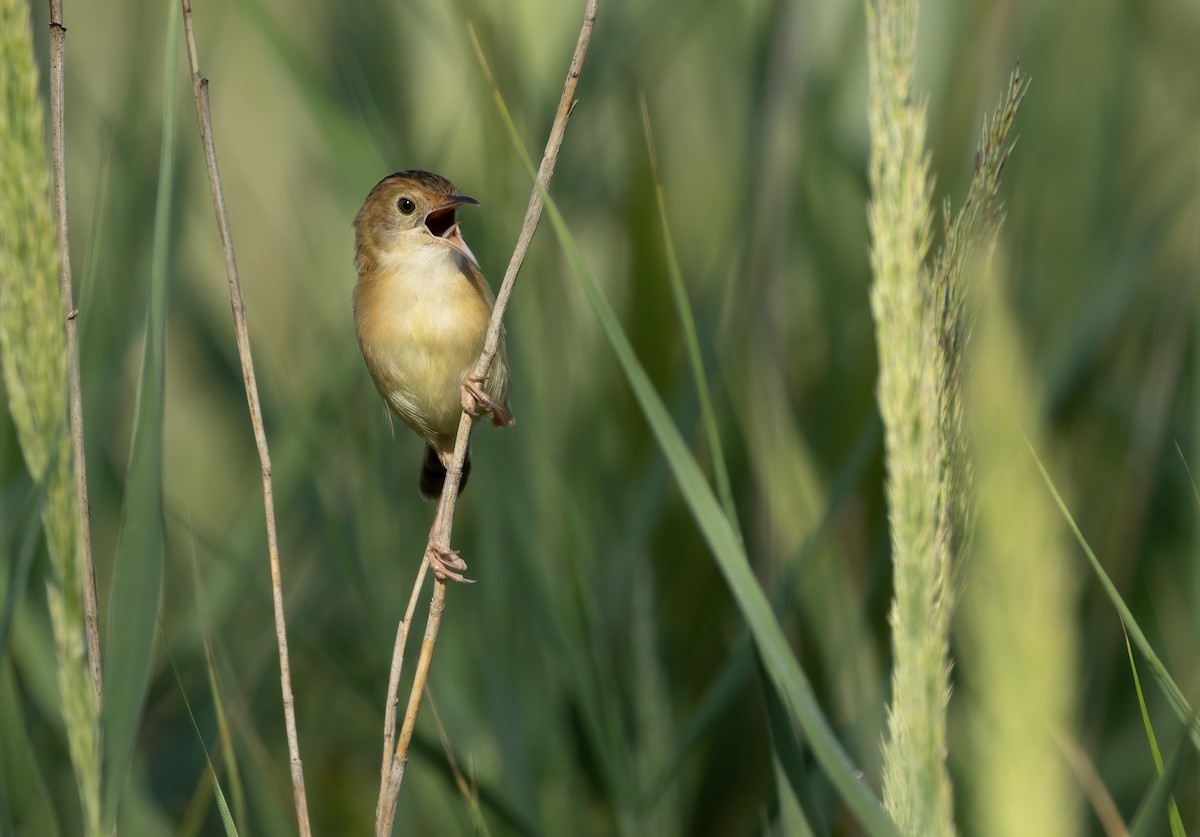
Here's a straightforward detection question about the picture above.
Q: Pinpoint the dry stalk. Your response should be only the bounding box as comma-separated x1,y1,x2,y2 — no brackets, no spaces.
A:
178,2,311,834
373,2,598,833
47,0,102,713
376,554,429,811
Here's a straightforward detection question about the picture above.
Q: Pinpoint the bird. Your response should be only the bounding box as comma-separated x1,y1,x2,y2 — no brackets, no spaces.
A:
352,170,513,581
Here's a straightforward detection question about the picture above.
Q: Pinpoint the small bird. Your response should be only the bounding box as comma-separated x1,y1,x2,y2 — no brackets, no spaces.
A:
353,170,513,581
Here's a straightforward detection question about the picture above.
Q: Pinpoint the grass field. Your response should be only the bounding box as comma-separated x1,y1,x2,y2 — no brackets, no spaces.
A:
2,0,1199,834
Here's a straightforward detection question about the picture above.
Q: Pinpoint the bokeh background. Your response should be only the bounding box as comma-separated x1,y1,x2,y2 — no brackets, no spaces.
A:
3,0,1200,833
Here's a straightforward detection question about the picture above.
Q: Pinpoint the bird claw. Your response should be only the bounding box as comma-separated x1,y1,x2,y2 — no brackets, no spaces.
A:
461,373,512,425
427,542,475,584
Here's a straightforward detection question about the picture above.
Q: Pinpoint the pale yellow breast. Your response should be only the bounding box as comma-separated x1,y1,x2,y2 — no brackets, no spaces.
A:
354,245,493,447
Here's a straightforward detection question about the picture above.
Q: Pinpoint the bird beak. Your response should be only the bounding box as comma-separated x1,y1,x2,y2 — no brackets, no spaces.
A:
425,195,481,268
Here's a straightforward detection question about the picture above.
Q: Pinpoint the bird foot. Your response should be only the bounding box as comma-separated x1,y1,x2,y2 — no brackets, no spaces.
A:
427,542,475,584
461,373,513,426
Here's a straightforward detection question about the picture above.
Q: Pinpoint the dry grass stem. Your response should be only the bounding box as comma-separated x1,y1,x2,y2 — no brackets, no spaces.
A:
1057,732,1127,837
373,2,599,833
48,0,102,714
376,555,429,813
179,1,311,834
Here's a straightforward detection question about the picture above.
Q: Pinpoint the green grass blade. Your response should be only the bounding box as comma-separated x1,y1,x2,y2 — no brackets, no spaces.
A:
188,535,247,833
0,481,45,662
957,255,1080,837
760,657,819,837
479,61,897,836
1027,441,1200,753
1129,733,1192,837
639,95,740,544
76,137,112,324
160,625,239,837
0,658,62,837
101,1,179,823
1124,630,1186,837
549,184,894,833
648,411,881,807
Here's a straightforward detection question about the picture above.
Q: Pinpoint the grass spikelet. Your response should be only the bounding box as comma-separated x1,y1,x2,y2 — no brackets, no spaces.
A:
932,67,1029,553
865,1,953,833
0,0,100,831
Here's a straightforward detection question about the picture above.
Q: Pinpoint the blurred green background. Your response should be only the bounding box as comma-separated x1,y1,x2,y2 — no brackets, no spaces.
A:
3,0,1200,833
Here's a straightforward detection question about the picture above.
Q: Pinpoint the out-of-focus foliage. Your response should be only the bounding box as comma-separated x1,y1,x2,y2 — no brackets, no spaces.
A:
2,0,1198,833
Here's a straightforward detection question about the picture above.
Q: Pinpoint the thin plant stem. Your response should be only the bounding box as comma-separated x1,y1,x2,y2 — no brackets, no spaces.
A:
376,554,429,815
178,2,311,834
47,0,102,714
373,2,598,832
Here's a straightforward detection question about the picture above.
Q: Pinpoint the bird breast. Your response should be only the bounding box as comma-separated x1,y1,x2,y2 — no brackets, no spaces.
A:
354,245,493,443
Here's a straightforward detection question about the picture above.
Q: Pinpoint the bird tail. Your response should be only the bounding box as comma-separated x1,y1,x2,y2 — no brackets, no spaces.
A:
418,442,471,501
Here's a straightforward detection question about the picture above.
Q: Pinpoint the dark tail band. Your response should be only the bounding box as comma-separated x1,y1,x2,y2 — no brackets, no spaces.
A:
419,443,471,501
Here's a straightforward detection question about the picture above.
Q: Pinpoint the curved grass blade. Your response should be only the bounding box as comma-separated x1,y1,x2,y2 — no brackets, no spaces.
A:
160,625,239,837
475,45,897,836
543,174,893,834
0,480,45,662
1027,440,1200,754
0,659,62,837
1124,630,1185,837
101,1,179,823
761,657,819,837
647,412,881,809
189,532,247,832
639,95,740,544
1129,733,1191,837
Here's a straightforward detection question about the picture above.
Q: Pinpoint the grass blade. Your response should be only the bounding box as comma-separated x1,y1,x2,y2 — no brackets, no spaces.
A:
956,251,1080,837
547,180,894,834
760,657,819,837
478,56,897,835
189,532,247,832
101,0,179,823
1027,441,1200,754
1129,733,1192,837
0,481,45,662
0,658,62,837
639,95,740,543
1124,630,1186,837
160,625,240,837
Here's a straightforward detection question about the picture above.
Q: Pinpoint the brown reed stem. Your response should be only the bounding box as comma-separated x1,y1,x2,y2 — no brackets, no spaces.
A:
47,0,102,714
373,2,599,832
376,554,429,818
179,2,311,834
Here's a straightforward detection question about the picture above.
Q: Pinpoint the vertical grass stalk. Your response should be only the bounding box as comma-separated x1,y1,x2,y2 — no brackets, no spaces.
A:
47,0,101,713
0,0,100,831
959,255,1080,837
179,1,311,833
865,1,954,834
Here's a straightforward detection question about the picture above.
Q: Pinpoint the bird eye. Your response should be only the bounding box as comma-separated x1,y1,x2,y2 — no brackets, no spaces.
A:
398,197,416,215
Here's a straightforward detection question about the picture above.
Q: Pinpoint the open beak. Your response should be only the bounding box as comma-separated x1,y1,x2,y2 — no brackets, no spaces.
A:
424,195,481,268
